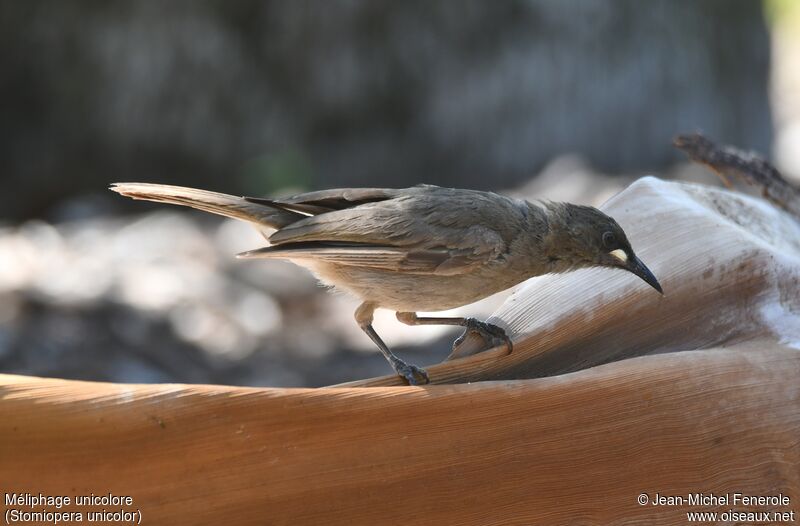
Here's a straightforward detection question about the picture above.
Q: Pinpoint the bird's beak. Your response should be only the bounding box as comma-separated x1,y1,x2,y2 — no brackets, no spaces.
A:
622,253,663,294
607,249,662,293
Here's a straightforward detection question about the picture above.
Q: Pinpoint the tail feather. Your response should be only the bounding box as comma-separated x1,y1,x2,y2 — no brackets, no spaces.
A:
109,183,303,229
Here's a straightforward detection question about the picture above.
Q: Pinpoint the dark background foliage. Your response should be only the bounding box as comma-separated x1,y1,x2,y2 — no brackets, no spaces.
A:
1,0,770,220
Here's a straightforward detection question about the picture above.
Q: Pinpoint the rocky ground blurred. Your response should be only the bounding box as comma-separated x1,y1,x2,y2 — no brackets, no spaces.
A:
0,161,723,387
0,209,428,387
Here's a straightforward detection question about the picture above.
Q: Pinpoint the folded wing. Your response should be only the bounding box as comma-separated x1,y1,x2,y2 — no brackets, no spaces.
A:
249,187,520,276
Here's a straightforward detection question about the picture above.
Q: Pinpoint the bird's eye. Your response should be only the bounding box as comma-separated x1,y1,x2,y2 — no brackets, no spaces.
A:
602,231,616,248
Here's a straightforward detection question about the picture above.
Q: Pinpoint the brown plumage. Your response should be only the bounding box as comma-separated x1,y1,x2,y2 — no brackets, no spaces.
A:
111,183,662,384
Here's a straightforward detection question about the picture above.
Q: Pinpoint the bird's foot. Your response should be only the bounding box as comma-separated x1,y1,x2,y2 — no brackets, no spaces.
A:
453,318,513,354
391,359,429,385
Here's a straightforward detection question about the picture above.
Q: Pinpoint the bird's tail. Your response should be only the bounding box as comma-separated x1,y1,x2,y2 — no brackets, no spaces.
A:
109,182,301,229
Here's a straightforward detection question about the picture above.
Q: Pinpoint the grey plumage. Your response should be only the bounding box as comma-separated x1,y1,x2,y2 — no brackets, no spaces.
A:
110,182,661,384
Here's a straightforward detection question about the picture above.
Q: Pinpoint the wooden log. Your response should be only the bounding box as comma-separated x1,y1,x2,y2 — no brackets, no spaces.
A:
1,345,798,525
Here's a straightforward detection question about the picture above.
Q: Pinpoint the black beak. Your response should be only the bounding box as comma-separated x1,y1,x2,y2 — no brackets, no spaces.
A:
625,255,663,294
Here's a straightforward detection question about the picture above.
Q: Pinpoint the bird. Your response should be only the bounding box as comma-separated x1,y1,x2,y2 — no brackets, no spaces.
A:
110,183,662,385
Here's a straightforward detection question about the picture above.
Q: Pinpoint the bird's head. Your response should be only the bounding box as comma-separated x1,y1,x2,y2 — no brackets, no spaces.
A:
543,203,662,294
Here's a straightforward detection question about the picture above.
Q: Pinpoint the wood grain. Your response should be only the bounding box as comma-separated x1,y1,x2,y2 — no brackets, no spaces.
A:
1,346,798,525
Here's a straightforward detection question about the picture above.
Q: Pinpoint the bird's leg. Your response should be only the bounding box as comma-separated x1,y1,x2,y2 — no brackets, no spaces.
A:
355,302,429,385
396,312,513,354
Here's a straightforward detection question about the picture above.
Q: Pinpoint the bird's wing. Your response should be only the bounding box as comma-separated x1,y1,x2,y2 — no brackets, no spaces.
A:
274,187,402,211
237,243,486,275
258,188,520,275
243,187,403,215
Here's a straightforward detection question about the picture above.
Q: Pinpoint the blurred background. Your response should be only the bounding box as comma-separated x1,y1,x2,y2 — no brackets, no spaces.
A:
1,0,797,387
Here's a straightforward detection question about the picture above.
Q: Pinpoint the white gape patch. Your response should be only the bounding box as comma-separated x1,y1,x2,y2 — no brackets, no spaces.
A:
610,249,628,263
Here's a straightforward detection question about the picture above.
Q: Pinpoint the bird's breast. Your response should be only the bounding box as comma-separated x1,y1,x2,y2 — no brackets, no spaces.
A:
298,259,530,312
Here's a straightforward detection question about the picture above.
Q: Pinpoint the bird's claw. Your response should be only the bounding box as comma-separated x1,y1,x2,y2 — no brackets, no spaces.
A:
392,360,429,385
454,318,513,354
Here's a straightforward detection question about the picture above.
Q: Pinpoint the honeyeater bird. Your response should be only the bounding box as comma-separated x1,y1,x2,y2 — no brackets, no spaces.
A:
110,183,662,385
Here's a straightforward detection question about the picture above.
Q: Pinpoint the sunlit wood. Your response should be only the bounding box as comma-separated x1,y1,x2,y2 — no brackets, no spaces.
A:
1,345,798,525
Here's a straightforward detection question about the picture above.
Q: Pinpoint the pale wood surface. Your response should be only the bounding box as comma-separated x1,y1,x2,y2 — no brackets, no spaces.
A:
1,346,798,525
